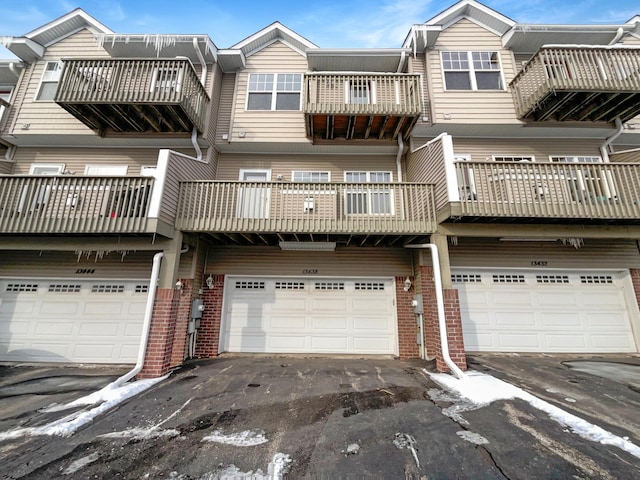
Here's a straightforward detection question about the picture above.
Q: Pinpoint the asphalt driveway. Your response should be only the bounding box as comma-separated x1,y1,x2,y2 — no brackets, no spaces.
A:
0,355,638,479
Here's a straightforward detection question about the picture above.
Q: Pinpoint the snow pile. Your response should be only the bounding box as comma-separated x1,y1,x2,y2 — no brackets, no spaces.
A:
0,376,166,440
196,453,292,479
428,370,640,459
202,429,268,446
457,431,489,445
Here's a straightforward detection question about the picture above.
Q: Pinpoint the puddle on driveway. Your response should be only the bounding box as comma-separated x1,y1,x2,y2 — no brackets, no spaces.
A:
563,361,640,390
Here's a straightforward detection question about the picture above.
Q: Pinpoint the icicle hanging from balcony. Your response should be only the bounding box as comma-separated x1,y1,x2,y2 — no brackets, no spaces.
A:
561,238,584,249
95,34,215,58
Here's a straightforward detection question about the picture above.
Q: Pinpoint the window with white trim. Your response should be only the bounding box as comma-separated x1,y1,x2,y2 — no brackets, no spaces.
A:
346,79,376,105
292,171,330,182
36,61,63,101
493,155,534,162
549,156,601,164
247,73,302,110
345,171,393,214
151,66,184,93
84,165,128,176
550,156,613,202
441,51,503,90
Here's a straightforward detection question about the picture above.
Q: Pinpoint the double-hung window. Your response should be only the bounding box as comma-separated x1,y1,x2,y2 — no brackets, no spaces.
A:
36,61,63,101
247,73,302,110
442,51,503,90
345,171,393,214
292,171,330,183
346,79,376,105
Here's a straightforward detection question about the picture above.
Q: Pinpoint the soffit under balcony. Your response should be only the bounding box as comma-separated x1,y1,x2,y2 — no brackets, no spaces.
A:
95,34,217,64
503,25,638,55
410,122,619,141
307,49,412,72
215,140,399,155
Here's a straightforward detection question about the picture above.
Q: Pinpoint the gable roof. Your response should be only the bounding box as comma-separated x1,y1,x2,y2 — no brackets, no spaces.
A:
1,8,113,62
403,0,514,51
216,22,318,72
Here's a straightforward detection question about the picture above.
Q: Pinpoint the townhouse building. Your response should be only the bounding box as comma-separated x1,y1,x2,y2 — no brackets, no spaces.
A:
1,0,639,378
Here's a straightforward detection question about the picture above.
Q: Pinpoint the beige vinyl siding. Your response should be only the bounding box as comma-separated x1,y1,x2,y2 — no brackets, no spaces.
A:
622,34,640,45
611,147,640,162
0,160,13,174
216,72,236,144
428,19,519,124
405,140,448,209
0,250,155,278
11,148,162,174
11,29,109,137
160,151,216,225
408,54,431,125
203,63,223,146
450,238,640,269
207,246,411,276
231,42,310,144
452,137,603,160
216,153,397,181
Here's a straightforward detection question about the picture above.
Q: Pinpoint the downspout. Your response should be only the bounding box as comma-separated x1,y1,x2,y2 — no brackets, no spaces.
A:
113,251,164,386
3,144,16,162
397,51,406,73
8,62,20,78
191,37,208,162
600,117,624,161
405,243,465,379
396,132,404,182
609,27,624,45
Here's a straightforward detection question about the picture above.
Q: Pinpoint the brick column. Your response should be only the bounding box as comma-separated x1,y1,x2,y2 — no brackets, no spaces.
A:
396,276,419,358
138,287,179,378
169,279,194,367
196,274,224,357
419,265,467,373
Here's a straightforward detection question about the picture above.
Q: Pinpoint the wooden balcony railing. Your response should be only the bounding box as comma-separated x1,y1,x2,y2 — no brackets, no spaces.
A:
303,73,422,140
55,58,209,133
0,176,154,233
454,161,640,220
177,181,436,234
510,46,640,122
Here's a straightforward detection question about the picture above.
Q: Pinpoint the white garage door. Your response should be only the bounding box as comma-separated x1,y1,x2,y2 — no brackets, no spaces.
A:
221,277,397,355
0,279,149,363
454,270,637,353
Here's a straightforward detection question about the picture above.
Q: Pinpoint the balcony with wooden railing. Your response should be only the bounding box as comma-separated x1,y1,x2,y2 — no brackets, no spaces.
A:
0,175,157,234
176,181,436,246
303,73,422,141
510,46,640,122
55,58,209,134
452,161,640,223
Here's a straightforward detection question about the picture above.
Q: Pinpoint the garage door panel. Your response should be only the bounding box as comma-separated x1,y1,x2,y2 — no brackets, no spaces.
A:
311,336,348,351
223,277,397,355
311,297,348,311
39,301,79,315
495,312,536,327
545,334,586,349
492,291,532,305
457,269,636,353
591,335,634,349
78,322,119,336
73,344,115,360
83,302,124,315
586,313,628,327
2,320,30,335
498,333,541,348
311,316,347,330
271,315,306,329
540,313,581,327
536,292,579,306
1,299,36,314
35,321,74,335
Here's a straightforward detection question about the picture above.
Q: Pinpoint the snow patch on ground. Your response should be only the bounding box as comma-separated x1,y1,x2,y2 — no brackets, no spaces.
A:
342,443,360,455
0,376,166,440
427,370,640,459
62,452,101,475
202,429,268,446
100,427,180,440
190,453,291,479
393,432,420,468
457,431,489,445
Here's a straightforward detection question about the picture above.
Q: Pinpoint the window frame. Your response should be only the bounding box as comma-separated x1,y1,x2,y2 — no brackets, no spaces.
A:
344,79,377,105
150,66,184,94
344,171,394,215
492,155,535,162
441,51,505,91
84,165,129,176
246,73,302,111
291,171,331,183
35,61,64,101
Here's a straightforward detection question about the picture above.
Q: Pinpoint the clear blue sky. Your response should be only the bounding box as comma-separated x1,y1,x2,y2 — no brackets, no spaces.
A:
1,0,639,52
